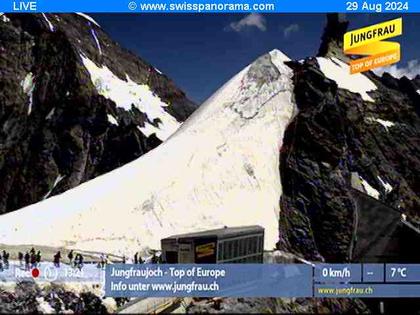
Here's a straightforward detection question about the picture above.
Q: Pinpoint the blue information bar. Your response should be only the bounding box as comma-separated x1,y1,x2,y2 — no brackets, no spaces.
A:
386,264,420,282
0,0,419,13
105,264,313,298
314,264,362,283
315,284,420,298
363,264,384,283
104,264,420,298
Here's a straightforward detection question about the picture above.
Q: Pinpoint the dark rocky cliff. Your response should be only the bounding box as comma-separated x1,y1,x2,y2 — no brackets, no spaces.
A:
0,13,196,214
278,14,420,263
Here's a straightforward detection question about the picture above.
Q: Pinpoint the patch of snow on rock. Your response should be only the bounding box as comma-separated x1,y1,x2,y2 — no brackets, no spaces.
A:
317,57,377,102
359,176,380,200
80,54,180,140
43,174,65,199
46,108,55,120
137,125,157,138
154,67,163,75
367,117,396,131
90,28,102,55
21,73,35,115
107,114,118,126
102,297,117,313
41,13,55,32
76,13,101,27
0,13,10,23
36,297,55,314
378,176,393,193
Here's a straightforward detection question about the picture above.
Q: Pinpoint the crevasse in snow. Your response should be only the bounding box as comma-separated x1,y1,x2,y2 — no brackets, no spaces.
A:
0,50,297,256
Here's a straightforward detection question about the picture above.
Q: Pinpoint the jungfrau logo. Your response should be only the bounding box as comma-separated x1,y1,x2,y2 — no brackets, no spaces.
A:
344,18,402,74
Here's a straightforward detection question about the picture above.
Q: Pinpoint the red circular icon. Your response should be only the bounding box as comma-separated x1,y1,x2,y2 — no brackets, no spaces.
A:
31,268,40,278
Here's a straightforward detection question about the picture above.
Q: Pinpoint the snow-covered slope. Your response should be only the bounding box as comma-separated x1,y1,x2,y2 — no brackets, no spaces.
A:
0,50,296,255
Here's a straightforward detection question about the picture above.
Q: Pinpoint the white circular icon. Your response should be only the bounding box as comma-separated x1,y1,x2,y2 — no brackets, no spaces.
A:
128,2,138,10
44,266,59,281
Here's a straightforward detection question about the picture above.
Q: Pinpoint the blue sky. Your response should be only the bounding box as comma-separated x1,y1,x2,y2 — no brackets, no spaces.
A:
92,14,420,103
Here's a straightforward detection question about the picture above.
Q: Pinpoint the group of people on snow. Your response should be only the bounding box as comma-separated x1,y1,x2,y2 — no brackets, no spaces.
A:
0,247,87,272
97,253,111,269
67,250,84,270
19,248,42,270
0,247,161,273
0,247,41,272
133,251,161,264
53,250,85,269
0,250,10,271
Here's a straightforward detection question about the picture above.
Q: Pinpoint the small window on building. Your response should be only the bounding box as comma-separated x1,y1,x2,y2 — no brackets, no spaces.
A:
251,237,256,253
218,243,224,260
224,242,229,260
227,241,233,260
247,237,253,254
239,238,245,257
233,240,239,257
